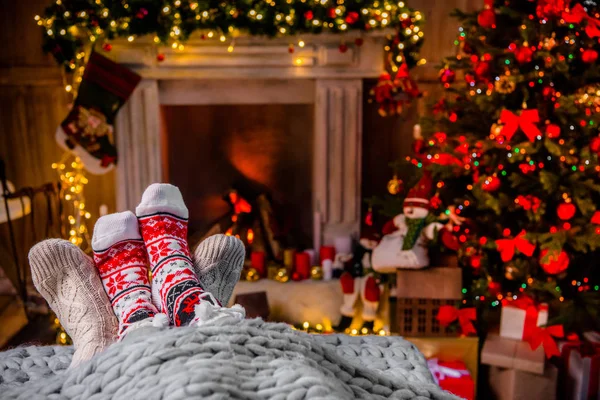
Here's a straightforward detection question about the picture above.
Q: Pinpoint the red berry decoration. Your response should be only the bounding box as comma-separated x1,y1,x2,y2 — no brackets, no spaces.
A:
102,43,112,52
156,53,165,62
338,43,348,53
539,249,569,275
482,175,501,192
354,37,364,47
478,8,496,28
582,49,598,64
515,46,534,64
590,136,600,154
557,202,576,220
470,255,482,269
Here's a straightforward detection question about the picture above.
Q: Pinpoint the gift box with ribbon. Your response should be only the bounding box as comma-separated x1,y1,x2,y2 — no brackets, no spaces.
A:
560,340,600,400
499,295,548,341
427,358,475,400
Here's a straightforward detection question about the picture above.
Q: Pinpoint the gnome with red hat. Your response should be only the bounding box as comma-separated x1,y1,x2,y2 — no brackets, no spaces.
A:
371,172,446,270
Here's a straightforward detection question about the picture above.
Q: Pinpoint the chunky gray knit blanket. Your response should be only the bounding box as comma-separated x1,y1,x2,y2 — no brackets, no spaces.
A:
0,319,457,399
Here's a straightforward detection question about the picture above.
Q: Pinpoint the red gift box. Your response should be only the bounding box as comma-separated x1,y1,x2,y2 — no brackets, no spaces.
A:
427,358,475,400
561,340,600,400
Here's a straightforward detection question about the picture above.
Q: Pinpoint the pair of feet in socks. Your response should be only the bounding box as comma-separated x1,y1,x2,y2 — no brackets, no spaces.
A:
29,183,245,367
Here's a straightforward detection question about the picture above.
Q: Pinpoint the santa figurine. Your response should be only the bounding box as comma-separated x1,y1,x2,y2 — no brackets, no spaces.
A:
335,229,383,333
372,172,447,270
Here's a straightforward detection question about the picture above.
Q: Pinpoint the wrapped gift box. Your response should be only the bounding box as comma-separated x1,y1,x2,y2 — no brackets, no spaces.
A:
408,336,479,395
560,340,600,400
481,334,545,374
427,358,474,400
488,364,558,400
483,334,556,399
499,296,548,341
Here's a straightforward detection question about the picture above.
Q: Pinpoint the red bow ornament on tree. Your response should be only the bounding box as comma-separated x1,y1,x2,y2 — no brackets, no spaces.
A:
499,109,542,142
527,325,565,358
562,4,600,38
437,305,477,335
495,230,536,262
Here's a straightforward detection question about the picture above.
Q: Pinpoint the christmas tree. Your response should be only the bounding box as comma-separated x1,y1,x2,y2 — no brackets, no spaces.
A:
404,0,600,334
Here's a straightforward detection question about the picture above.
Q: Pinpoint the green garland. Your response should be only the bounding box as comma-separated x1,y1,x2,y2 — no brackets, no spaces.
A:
37,0,424,77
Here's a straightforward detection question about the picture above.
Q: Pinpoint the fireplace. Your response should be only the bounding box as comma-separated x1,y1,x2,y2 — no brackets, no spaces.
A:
161,102,314,247
111,33,386,250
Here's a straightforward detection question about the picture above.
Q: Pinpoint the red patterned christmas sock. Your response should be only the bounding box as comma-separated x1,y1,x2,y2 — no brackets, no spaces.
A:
136,183,219,327
92,211,159,338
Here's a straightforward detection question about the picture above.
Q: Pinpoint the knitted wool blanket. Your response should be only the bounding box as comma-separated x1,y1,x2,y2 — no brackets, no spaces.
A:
0,318,457,399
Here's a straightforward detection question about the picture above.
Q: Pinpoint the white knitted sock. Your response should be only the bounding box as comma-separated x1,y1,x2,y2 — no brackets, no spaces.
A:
136,183,219,326
29,239,118,367
92,211,160,338
192,234,245,306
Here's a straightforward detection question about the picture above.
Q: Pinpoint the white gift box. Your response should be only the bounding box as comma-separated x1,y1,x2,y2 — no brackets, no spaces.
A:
499,299,548,341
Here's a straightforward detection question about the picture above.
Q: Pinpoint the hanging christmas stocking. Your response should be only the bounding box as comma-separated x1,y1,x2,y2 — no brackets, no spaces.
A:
335,271,359,332
56,51,141,175
360,274,380,332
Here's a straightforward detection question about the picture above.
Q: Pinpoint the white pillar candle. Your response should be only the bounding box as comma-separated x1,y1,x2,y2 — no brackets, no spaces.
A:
322,259,333,281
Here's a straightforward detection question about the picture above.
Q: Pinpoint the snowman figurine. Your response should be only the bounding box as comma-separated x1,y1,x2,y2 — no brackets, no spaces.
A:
372,172,444,271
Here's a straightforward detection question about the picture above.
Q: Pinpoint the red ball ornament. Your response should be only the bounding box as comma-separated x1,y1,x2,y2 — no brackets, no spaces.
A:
470,255,482,269
354,37,364,47
328,8,337,19
539,249,569,275
515,46,534,64
590,136,600,154
557,202,576,220
102,43,112,52
478,8,496,28
304,10,314,20
546,124,561,139
474,61,491,80
156,53,165,62
339,43,348,53
346,12,360,25
488,280,501,296
482,176,501,192
439,67,456,84
582,49,599,64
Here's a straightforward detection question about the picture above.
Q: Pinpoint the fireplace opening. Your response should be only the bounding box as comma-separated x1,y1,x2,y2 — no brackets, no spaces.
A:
161,103,314,253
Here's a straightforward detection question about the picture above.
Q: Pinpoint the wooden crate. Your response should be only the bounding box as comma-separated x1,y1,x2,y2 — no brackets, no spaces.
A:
395,298,458,337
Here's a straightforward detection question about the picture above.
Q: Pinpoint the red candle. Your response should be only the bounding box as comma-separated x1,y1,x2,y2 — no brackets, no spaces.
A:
319,246,336,264
250,251,266,277
295,252,311,280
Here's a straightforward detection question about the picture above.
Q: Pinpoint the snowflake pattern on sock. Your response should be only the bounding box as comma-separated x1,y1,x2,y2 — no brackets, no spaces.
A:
93,239,157,337
138,212,218,326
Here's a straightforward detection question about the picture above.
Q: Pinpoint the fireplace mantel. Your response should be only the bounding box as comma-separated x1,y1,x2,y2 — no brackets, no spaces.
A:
111,33,387,248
